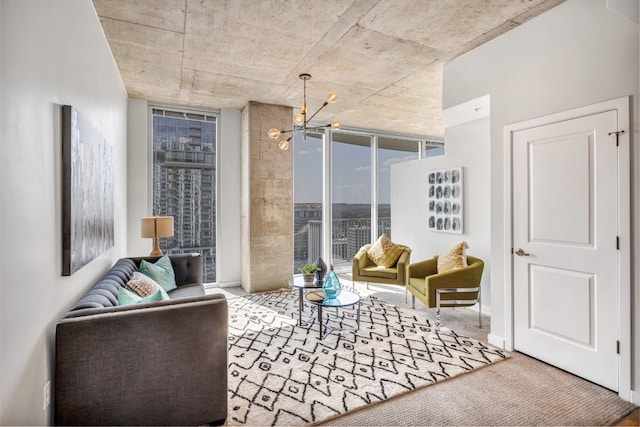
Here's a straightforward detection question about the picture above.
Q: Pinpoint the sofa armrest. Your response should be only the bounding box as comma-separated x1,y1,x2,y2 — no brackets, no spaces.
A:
55,293,228,426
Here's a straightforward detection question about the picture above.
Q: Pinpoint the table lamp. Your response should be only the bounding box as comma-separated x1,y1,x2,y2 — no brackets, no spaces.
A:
140,215,174,256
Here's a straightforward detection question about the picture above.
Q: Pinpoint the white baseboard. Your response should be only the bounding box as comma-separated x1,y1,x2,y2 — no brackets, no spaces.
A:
465,303,491,317
630,390,640,405
488,333,506,349
205,280,241,289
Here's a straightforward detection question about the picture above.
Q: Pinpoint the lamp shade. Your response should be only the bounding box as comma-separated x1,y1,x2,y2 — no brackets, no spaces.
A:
141,216,174,238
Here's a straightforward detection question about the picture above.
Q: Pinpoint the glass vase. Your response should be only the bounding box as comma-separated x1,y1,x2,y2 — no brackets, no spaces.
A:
314,257,327,282
322,266,341,300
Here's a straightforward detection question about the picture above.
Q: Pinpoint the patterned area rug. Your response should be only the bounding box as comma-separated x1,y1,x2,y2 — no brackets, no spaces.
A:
227,289,508,426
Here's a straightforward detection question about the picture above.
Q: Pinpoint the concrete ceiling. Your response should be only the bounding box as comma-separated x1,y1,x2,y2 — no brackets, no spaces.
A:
93,0,564,139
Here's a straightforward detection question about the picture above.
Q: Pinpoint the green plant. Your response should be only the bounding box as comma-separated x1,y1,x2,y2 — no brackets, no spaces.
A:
299,264,320,274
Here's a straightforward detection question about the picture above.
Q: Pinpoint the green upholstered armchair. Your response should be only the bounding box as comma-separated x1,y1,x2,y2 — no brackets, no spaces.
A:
352,244,411,299
408,255,484,329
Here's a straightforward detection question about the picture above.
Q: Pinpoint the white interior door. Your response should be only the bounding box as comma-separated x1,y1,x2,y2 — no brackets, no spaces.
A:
512,110,619,391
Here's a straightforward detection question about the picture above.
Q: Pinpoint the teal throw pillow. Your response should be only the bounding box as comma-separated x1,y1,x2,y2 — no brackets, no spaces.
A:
118,288,167,306
139,255,177,292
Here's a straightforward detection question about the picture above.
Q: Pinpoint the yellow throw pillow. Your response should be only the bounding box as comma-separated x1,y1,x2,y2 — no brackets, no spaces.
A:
437,241,468,273
366,234,405,268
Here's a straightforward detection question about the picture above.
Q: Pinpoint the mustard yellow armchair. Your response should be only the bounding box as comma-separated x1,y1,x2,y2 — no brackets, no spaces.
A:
352,244,411,300
408,255,484,329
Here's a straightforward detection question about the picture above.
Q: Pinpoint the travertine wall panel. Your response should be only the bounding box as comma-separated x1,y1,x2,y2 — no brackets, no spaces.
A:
241,102,293,293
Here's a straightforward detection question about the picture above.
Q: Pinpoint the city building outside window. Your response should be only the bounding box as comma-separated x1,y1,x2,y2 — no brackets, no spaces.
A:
151,107,218,283
293,132,324,272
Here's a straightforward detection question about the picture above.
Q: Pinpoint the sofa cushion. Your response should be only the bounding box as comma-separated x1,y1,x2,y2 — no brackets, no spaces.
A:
366,234,404,268
167,283,205,300
437,241,468,273
140,255,177,292
117,287,168,306
126,271,170,299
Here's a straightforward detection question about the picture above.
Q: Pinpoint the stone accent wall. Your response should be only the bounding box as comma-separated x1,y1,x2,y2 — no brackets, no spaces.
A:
240,102,293,293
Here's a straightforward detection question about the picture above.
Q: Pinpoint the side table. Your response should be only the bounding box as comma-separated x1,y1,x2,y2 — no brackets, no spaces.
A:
305,290,361,339
289,275,323,326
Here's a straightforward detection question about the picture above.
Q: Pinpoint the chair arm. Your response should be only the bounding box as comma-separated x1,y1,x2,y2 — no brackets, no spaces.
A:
425,259,484,304
55,294,228,426
396,248,411,284
353,244,374,270
409,257,438,278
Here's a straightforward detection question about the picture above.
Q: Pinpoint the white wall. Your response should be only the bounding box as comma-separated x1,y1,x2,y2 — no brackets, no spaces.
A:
443,0,639,397
217,109,242,286
0,1,128,424
126,103,243,286
391,107,491,312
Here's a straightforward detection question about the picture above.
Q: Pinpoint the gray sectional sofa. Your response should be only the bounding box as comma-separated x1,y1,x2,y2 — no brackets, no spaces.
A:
54,253,228,426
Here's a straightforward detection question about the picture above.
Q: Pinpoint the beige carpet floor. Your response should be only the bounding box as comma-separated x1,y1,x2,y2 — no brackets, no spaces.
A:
209,277,638,426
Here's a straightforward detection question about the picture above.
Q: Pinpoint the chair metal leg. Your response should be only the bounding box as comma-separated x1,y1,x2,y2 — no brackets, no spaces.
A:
366,282,369,290
411,294,415,309
478,287,482,329
404,285,408,304
435,286,480,332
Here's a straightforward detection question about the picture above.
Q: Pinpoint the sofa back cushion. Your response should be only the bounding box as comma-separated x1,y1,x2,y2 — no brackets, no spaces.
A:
68,259,137,311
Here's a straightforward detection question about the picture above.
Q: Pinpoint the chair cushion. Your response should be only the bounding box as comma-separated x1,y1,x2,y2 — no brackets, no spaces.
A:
359,265,398,280
366,234,404,268
437,241,468,273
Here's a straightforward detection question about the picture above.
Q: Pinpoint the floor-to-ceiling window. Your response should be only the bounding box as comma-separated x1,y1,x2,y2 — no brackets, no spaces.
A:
151,107,218,283
331,132,372,270
291,127,443,274
293,131,324,272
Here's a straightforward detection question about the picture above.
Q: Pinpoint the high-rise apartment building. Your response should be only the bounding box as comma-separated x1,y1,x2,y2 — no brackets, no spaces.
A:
151,109,217,283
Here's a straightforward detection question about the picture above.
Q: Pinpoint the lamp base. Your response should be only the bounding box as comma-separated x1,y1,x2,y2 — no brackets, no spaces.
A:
149,238,163,256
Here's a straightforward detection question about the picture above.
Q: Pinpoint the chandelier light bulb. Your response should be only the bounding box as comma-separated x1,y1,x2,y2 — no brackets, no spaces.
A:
268,128,281,139
265,73,340,149
279,140,290,151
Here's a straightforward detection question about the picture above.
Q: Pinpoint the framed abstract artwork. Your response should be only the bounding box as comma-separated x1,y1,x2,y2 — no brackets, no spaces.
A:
427,167,463,233
62,105,114,275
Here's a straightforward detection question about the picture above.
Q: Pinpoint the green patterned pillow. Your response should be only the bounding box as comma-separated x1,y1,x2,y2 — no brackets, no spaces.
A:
139,255,177,292
118,288,167,306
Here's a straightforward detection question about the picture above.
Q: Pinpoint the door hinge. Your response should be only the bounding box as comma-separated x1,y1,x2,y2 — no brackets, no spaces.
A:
616,236,620,250
608,130,625,147
616,340,620,354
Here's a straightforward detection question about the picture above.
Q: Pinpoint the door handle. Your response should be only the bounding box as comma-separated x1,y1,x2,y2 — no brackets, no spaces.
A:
514,248,530,256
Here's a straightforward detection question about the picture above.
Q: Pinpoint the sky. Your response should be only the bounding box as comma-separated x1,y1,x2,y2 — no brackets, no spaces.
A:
293,133,418,204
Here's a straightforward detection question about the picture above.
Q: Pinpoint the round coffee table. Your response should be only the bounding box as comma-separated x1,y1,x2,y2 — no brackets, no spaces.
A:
305,290,361,339
289,275,323,326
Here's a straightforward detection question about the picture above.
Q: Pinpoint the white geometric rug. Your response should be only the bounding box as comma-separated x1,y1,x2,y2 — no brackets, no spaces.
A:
227,289,509,426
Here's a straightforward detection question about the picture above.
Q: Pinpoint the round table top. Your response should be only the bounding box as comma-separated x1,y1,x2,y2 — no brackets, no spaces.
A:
305,290,360,308
289,275,323,289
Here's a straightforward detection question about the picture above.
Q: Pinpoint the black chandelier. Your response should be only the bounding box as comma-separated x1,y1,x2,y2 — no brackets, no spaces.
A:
267,73,341,150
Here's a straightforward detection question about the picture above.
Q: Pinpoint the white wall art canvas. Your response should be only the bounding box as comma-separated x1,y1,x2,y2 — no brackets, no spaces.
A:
62,105,115,275
427,167,463,233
